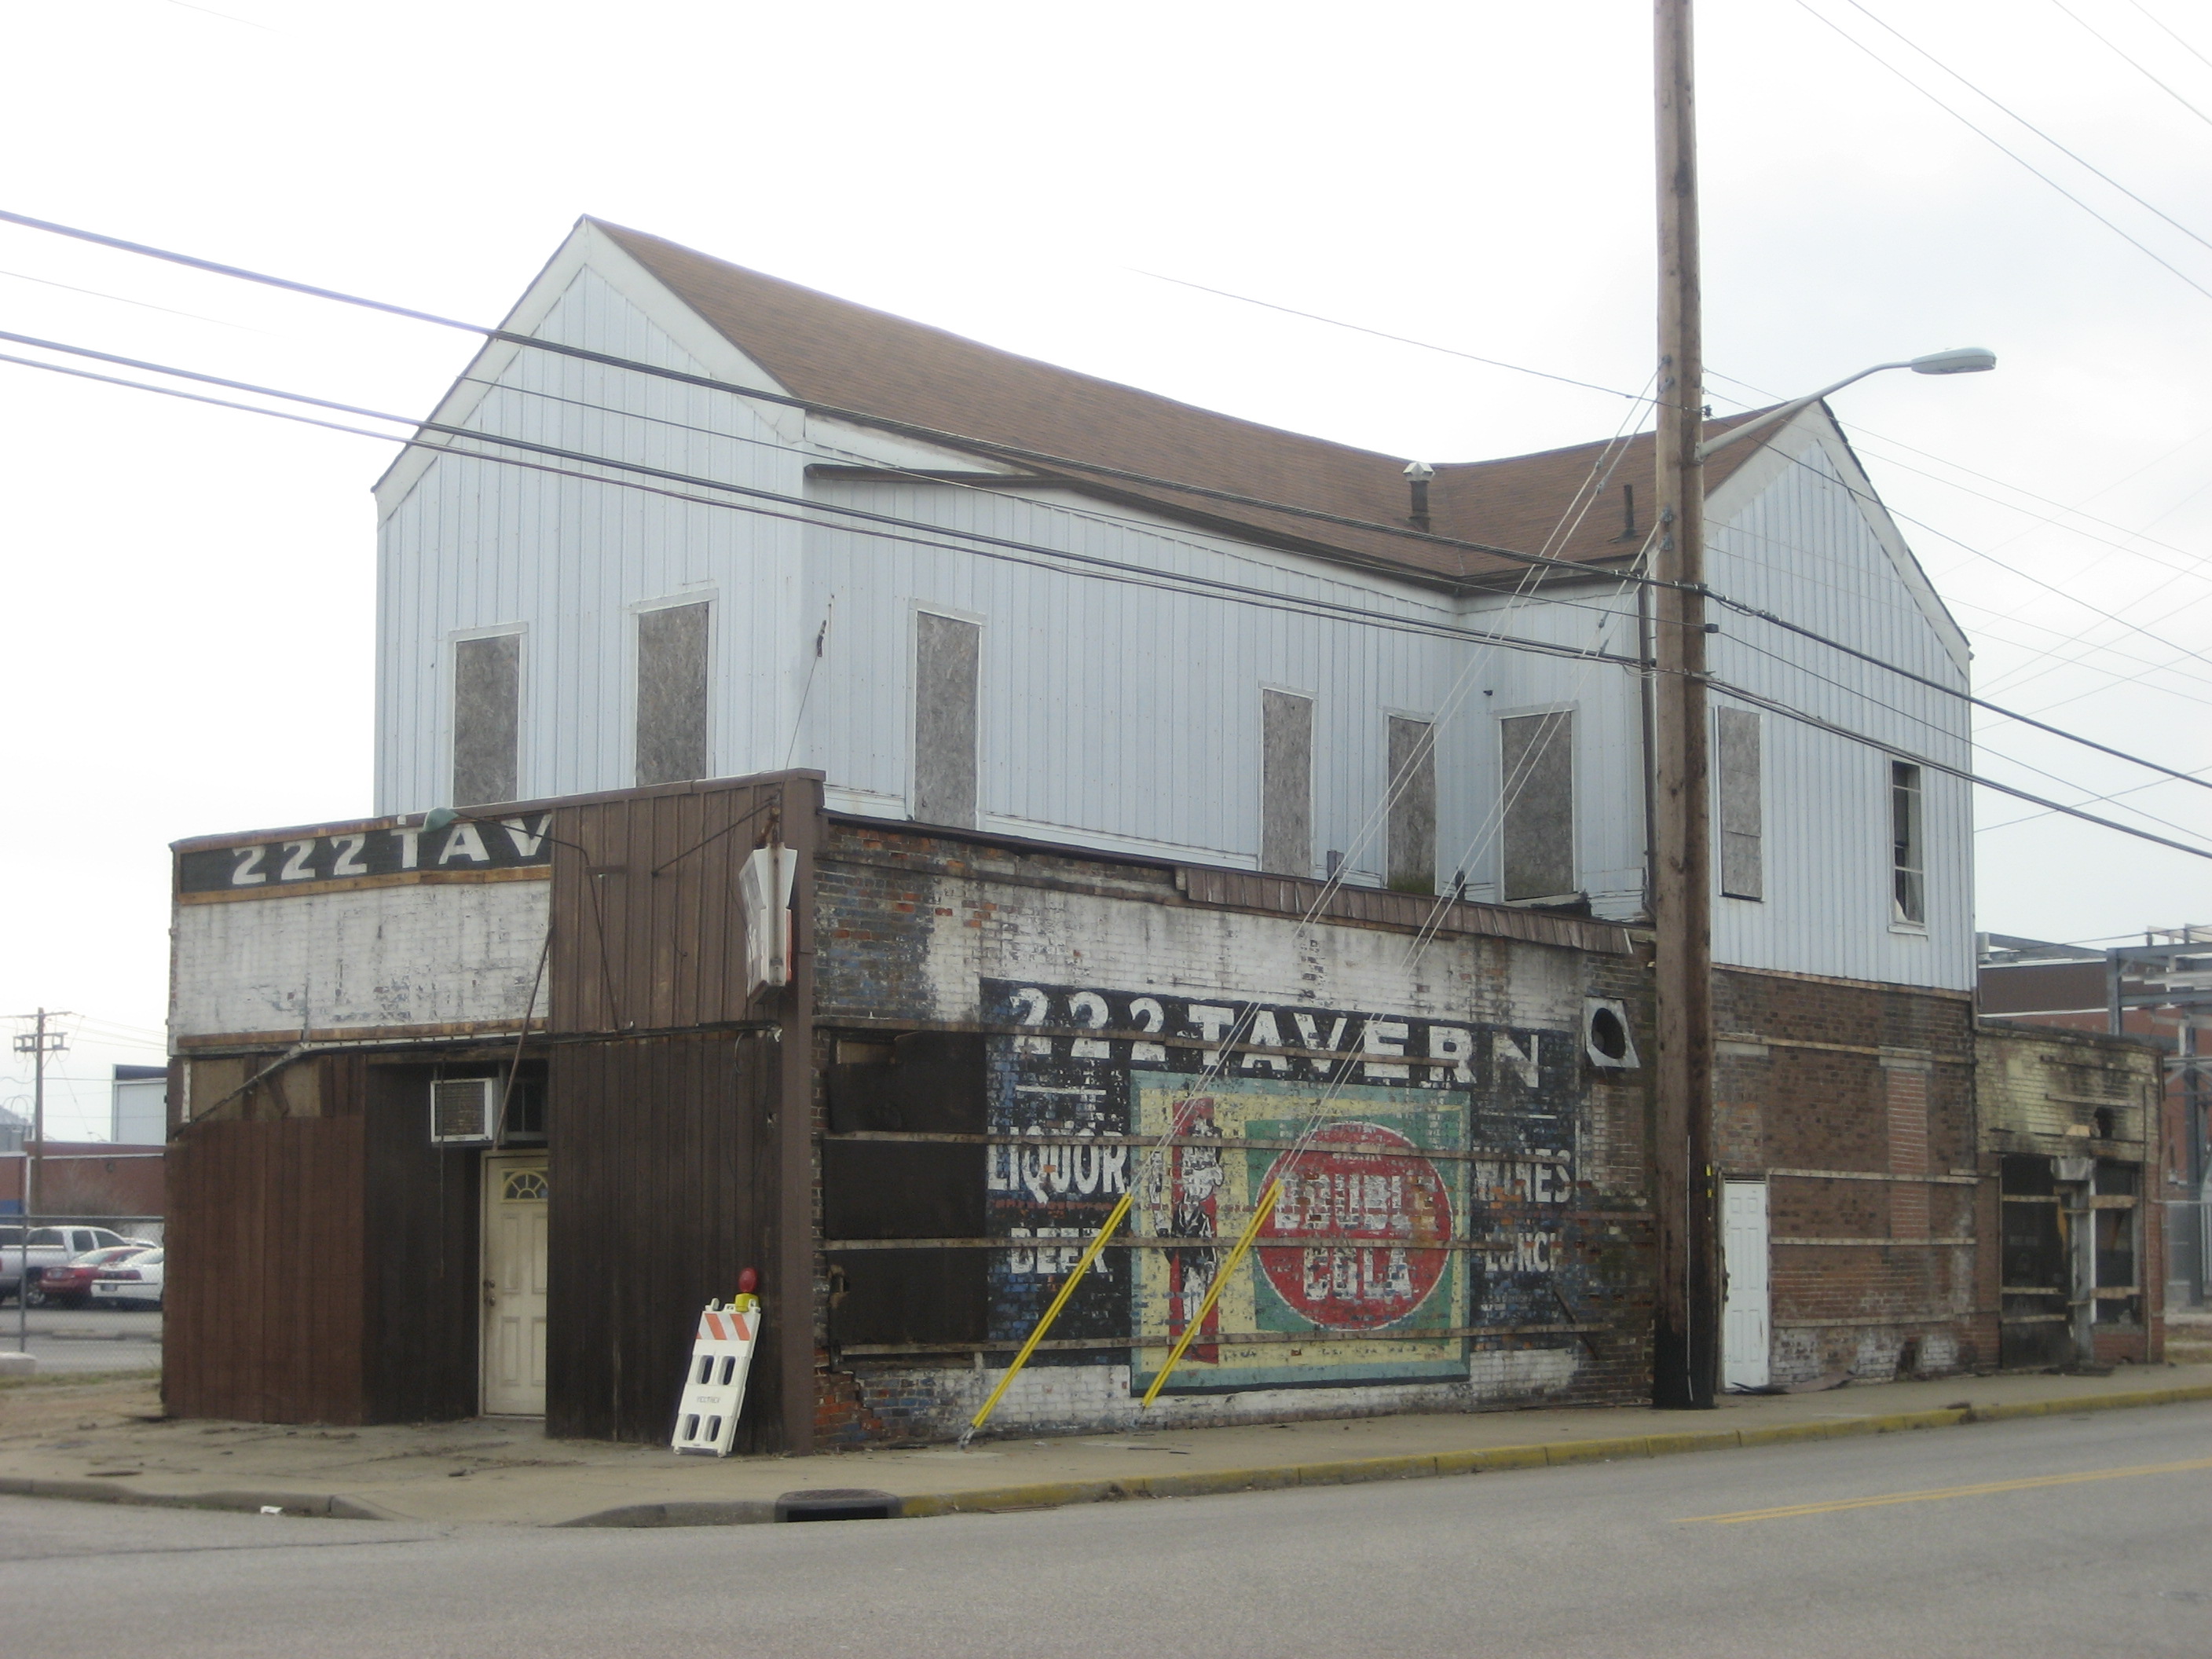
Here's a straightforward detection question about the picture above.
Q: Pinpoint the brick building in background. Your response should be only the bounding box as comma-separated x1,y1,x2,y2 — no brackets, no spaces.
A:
163,221,2000,1441
1979,928,2206,1357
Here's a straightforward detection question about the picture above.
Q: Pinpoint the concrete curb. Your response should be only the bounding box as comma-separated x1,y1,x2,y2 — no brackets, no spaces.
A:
896,1382,2212,1519
6,1382,2209,1528
0,1475,396,1521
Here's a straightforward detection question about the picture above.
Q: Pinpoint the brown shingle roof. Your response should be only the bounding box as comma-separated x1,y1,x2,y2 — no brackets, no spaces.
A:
595,219,1767,588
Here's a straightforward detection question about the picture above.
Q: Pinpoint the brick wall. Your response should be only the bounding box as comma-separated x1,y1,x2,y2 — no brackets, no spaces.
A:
1714,967,1985,1383
808,821,1656,1443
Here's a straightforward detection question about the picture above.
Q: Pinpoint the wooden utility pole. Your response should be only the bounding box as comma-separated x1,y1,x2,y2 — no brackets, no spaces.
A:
1651,0,1719,1409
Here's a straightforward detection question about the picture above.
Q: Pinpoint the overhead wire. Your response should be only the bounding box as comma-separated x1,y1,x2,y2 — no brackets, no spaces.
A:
1791,1,2212,301
2045,0,2212,130
1840,0,2212,255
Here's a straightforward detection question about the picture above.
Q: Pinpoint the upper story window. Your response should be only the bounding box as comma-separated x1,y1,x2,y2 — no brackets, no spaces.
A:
1500,709,1575,902
636,599,712,787
1717,708,1763,901
914,611,980,829
1260,688,1314,877
1891,759,1925,925
452,632,521,808
1386,715,1437,895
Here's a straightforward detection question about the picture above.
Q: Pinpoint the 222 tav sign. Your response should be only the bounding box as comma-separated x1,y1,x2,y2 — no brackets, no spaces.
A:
178,815,552,894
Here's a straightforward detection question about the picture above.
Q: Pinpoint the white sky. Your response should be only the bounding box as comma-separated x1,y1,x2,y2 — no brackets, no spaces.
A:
2,0,2207,1135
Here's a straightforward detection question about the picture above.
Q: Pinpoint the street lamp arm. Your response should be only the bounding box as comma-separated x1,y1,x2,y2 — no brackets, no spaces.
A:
1693,364,1906,462
1693,346,1996,463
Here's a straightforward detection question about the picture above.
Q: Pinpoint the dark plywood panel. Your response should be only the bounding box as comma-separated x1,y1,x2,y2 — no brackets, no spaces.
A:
1386,715,1436,895
913,612,979,829
822,1141,983,1240
548,779,786,1036
829,1249,987,1349
546,1032,783,1448
362,1063,482,1423
1260,687,1312,877
165,1103,367,1425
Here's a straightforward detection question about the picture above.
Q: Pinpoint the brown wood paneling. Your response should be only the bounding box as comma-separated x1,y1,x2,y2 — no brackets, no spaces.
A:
546,1031,782,1448
361,1063,481,1423
165,1104,367,1424
548,778,789,1035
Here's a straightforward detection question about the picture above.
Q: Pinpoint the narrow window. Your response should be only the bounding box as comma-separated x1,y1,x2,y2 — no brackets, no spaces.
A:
1500,710,1574,901
1260,689,1313,876
1386,715,1436,894
636,600,712,786
1718,707,1763,900
452,632,520,807
914,612,980,828
1891,759,1925,925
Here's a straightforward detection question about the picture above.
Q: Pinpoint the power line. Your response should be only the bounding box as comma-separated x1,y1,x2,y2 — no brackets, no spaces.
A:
1793,0,2212,301
14,325,2210,812
1844,0,2212,254
2126,0,2212,76
0,348,1649,672
2045,0,2212,131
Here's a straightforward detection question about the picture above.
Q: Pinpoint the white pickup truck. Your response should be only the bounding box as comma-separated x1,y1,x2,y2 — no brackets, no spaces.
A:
0,1225,152,1306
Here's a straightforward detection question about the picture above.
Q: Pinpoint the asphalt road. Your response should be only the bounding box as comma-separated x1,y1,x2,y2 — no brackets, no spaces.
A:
2,1306,160,1373
5,1403,2210,1657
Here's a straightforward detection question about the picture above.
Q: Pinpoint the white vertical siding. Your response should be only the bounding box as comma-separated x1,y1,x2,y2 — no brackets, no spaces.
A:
1704,434,1974,991
372,243,1972,994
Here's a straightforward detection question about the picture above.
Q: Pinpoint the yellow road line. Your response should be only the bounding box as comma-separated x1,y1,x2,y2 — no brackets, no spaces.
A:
1676,1456,2212,1524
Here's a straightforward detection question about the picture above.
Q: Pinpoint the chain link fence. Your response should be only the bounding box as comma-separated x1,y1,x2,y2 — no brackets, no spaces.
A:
1,1213,164,1374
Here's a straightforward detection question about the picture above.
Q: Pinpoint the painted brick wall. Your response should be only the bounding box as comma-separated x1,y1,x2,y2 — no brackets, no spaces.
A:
1714,967,1985,1383
810,822,1656,1443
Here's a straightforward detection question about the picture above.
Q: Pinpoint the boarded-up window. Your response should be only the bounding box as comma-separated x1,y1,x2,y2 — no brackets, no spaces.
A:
1892,760,1925,925
1386,715,1436,894
636,601,712,787
452,632,519,808
1718,707,1763,900
1500,710,1574,901
1260,689,1313,877
914,612,980,828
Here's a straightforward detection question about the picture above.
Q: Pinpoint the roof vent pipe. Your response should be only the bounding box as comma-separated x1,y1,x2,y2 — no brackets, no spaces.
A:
1404,460,1435,532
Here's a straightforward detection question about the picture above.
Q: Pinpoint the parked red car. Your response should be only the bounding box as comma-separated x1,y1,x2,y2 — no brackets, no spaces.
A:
36,1246,156,1309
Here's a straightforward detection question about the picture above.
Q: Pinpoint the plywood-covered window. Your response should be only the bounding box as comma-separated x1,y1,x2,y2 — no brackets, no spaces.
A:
452,632,520,808
1386,715,1436,894
1500,710,1574,902
1891,759,1925,925
636,600,712,787
1260,689,1313,877
914,611,980,829
1718,707,1763,900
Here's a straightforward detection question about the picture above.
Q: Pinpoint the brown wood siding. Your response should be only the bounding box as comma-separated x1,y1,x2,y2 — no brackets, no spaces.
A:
545,1032,783,1447
361,1063,482,1423
165,1103,367,1424
548,780,786,1035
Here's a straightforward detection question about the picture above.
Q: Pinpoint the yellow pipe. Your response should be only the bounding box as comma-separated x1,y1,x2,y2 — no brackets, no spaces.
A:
1140,1177,1284,1409
965,1189,1134,1441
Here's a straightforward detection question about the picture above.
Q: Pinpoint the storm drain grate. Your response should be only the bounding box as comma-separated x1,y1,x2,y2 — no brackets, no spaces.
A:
773,1488,903,1522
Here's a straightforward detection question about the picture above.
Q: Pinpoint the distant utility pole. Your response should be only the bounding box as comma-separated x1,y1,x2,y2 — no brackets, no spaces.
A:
1651,0,1719,1409
12,1010,70,1220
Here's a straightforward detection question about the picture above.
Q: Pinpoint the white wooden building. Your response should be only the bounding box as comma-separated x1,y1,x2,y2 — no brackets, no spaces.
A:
372,218,1973,996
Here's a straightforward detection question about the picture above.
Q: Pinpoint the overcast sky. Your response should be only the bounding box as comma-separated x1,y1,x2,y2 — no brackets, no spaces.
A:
2,0,2207,1136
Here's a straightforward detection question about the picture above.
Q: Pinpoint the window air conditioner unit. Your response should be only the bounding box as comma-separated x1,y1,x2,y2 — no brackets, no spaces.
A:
430,1078,499,1145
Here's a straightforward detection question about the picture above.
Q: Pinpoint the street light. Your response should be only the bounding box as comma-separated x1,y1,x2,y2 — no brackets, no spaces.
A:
1697,348,1996,461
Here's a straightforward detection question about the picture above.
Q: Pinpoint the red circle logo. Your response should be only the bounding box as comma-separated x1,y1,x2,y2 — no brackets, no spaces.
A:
1254,1122,1452,1328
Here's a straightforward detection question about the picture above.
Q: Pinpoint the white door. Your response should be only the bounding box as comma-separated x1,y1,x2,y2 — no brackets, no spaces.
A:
1721,1180,1771,1391
482,1155,550,1416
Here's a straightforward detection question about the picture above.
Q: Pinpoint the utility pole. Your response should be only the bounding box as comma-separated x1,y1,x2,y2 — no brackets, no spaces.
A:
13,1011,69,1220
1651,0,1719,1409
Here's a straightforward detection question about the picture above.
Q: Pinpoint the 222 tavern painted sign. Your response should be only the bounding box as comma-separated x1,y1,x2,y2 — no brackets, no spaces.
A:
178,817,553,892
983,979,1582,1394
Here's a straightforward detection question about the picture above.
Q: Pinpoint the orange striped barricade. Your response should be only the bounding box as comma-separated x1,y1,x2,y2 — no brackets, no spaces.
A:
672,1294,760,1456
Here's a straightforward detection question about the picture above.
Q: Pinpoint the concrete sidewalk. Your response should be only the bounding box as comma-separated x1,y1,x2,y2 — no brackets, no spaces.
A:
5,1366,2210,1528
